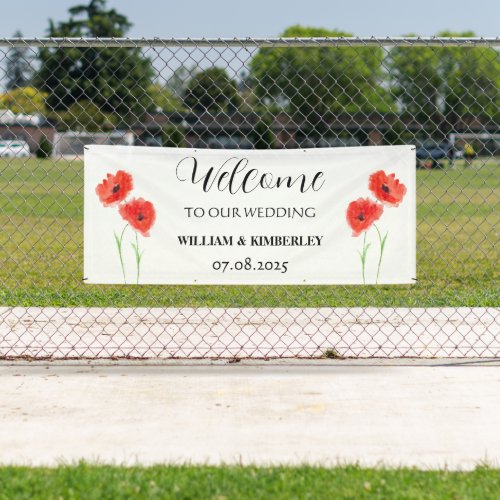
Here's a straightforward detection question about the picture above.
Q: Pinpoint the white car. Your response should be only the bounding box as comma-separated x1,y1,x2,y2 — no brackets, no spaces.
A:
0,140,31,157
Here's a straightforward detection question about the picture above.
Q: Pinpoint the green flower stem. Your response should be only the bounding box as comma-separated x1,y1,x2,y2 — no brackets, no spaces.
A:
359,232,371,285
362,232,367,284
114,224,128,284
135,233,140,285
374,224,388,285
131,232,144,285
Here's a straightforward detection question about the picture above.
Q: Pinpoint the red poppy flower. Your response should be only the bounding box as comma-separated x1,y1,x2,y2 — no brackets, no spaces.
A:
346,197,384,237
368,170,407,207
119,198,156,237
95,170,133,207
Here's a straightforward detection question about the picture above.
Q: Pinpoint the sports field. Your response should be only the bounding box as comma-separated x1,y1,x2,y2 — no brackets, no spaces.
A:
0,464,499,499
0,157,498,307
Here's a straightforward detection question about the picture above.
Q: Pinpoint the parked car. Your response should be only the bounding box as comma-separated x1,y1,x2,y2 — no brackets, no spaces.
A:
416,141,454,168
0,140,31,158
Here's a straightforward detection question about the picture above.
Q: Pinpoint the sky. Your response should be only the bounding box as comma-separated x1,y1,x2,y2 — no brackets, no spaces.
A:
0,0,497,38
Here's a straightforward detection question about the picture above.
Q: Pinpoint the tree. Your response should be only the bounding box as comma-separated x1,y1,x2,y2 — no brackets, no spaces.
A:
249,25,393,118
5,31,34,90
0,86,47,115
184,68,241,113
439,31,499,124
146,83,183,112
388,36,443,124
166,65,193,99
35,0,154,120
389,31,499,125
251,114,274,149
50,100,117,131
36,137,53,158
162,125,185,147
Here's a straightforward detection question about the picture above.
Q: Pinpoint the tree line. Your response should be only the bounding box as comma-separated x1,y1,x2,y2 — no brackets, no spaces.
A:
1,0,498,132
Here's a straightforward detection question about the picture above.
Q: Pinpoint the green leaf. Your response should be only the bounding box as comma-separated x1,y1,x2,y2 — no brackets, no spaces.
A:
381,233,388,253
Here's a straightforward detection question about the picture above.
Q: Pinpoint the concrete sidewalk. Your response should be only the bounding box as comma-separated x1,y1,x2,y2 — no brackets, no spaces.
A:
0,359,499,469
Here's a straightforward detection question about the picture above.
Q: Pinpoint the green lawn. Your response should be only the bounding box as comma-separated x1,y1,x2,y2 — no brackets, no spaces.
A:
0,156,498,308
0,464,499,499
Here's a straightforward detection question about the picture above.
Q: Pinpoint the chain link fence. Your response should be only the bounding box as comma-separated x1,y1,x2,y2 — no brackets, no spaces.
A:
0,37,498,359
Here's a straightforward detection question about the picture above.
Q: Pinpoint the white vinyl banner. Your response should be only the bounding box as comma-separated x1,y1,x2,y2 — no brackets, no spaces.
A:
84,145,416,285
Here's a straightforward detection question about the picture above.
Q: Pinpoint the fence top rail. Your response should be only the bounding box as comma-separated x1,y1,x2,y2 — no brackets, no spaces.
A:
0,36,498,48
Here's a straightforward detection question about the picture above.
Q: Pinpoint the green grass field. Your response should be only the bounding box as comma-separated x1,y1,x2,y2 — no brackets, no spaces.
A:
0,157,498,307
0,464,499,499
